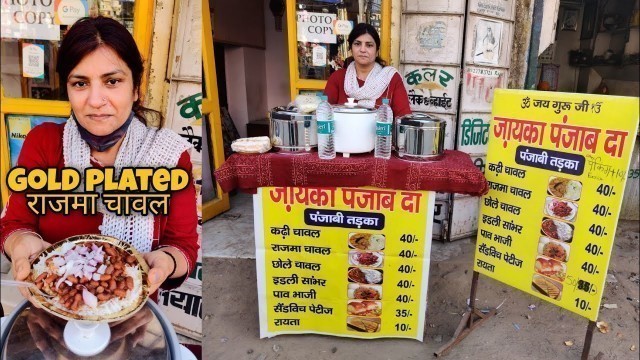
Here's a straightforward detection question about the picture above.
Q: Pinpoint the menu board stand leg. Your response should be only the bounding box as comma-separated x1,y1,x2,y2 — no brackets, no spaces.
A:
581,320,597,360
467,271,480,328
434,271,497,357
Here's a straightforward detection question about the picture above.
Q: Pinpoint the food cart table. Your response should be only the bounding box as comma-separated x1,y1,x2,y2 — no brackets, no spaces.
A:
214,150,487,340
215,150,488,195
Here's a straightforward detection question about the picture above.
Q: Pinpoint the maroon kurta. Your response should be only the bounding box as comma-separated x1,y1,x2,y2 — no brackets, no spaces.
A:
0,123,199,289
324,68,412,117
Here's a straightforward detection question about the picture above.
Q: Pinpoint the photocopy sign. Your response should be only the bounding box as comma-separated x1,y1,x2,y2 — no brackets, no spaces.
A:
297,11,337,44
1,1,60,40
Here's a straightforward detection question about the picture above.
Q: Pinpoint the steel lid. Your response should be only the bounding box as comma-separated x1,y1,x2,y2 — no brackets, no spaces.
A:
397,113,445,129
270,107,315,121
1,300,179,359
333,106,376,114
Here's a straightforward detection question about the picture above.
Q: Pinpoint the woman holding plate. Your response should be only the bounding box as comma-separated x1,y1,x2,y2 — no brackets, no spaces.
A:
0,17,199,302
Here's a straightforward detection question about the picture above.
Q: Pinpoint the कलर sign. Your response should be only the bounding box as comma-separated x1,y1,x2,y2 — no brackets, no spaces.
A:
297,11,337,44
1,2,60,40
401,64,459,115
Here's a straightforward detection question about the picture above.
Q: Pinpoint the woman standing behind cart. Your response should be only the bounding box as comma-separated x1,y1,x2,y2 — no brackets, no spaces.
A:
0,17,199,301
324,23,411,117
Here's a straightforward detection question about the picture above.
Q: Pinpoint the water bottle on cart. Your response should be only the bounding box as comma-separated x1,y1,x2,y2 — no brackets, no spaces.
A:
375,98,392,159
317,95,335,160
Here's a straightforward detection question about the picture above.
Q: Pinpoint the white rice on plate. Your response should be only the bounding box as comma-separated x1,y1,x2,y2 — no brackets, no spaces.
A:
362,269,383,284
368,235,385,250
564,180,582,200
554,220,573,241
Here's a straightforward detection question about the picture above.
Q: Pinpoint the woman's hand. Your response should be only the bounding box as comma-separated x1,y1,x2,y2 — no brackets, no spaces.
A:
142,250,174,294
5,231,49,304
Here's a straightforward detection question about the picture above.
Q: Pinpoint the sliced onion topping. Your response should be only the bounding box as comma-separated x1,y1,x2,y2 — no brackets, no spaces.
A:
82,287,98,308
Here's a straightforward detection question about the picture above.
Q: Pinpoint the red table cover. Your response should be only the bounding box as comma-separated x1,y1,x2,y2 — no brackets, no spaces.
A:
214,150,488,196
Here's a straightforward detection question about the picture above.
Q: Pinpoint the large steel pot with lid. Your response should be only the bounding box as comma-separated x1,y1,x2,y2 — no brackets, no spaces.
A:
269,107,317,152
394,113,446,160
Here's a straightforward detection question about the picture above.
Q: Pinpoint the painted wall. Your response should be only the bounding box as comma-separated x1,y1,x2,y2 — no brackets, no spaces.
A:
217,0,290,137
264,0,291,109
213,0,265,48
553,5,583,92
224,47,250,138
390,0,401,67
510,0,535,88
540,0,561,57
244,47,268,123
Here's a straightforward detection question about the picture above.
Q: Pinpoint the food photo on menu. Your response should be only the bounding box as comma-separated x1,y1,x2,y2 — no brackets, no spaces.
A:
538,237,571,262
534,256,567,282
348,267,384,284
544,197,579,222
348,233,386,251
347,300,382,317
347,316,382,333
547,176,583,201
348,283,383,300
349,250,384,268
541,217,574,243
531,274,563,300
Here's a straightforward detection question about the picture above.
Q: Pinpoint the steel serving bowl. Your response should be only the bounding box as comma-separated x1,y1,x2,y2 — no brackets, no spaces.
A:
394,113,446,160
269,107,317,152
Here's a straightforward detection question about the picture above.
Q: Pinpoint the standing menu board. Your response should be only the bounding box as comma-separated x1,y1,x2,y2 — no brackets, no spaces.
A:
475,89,639,321
255,187,435,340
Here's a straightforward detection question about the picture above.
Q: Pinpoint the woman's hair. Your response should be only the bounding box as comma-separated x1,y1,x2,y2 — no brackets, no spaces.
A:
343,23,386,68
56,16,163,127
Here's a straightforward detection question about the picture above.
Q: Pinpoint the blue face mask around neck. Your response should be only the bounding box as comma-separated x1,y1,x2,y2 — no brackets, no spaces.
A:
74,111,135,152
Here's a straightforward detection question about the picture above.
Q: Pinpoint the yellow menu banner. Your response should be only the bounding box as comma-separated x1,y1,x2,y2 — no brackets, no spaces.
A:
254,187,435,340
475,89,639,321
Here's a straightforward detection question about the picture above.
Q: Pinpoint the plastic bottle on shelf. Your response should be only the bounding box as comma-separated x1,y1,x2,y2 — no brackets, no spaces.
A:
316,95,335,160
374,98,392,159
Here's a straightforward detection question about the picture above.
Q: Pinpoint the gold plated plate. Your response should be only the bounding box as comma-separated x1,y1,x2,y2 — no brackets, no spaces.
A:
29,234,149,323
